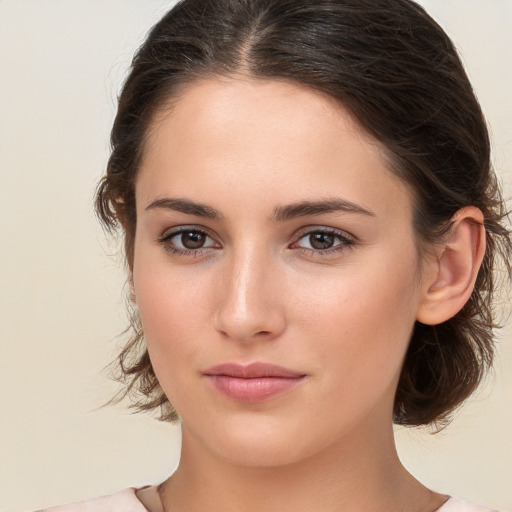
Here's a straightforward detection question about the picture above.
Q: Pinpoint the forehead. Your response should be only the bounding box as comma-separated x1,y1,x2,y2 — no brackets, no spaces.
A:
145,76,385,165
137,77,412,222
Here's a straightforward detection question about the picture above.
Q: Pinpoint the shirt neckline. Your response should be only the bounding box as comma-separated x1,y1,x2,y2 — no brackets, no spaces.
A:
134,485,455,512
135,485,165,512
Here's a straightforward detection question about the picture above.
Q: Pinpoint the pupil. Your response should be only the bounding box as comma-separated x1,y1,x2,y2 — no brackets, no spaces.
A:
310,232,334,250
182,231,205,249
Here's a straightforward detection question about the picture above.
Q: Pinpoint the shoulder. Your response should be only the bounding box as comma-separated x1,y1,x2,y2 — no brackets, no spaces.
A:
34,488,148,512
438,497,508,512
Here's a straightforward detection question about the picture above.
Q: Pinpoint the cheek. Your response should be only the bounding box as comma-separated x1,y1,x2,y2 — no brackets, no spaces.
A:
134,272,207,412
294,255,419,334
131,248,215,387
293,257,420,391
133,236,214,329
137,276,204,334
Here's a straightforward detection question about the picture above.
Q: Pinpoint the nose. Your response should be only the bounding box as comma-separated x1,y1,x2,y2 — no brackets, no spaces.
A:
213,247,287,343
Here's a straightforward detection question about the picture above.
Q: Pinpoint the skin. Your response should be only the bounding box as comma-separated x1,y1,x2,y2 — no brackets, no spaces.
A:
131,77,478,512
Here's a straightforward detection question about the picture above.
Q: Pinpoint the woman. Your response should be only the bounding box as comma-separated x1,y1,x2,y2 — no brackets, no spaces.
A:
38,0,511,511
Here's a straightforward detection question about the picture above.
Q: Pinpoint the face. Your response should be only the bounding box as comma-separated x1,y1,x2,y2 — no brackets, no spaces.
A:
132,77,430,467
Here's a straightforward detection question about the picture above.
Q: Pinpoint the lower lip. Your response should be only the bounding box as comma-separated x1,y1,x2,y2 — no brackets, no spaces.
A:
205,375,305,402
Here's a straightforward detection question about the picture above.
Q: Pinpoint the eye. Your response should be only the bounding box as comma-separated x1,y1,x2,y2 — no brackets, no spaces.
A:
174,230,209,250
301,232,337,250
158,227,219,255
293,228,354,255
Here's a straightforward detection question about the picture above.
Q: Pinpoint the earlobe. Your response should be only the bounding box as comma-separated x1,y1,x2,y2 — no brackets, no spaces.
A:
416,207,486,326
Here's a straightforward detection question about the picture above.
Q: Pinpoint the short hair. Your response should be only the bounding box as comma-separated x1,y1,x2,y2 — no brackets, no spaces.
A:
96,0,512,427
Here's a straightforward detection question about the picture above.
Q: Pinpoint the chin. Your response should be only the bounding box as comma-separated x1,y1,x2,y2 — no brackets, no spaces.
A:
217,437,310,468
185,412,330,468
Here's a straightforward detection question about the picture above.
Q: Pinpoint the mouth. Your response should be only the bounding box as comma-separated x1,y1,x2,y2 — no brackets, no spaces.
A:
203,362,307,403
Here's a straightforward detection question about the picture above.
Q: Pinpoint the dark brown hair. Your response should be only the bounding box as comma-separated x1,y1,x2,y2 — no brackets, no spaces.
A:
96,0,512,427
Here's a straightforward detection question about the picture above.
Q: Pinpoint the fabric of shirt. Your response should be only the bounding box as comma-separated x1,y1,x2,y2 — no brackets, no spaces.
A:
34,486,505,512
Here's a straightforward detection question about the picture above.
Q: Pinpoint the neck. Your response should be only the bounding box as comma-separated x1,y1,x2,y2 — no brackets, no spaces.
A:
159,420,444,512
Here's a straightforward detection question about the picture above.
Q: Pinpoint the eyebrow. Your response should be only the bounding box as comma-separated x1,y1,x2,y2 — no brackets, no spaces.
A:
145,197,223,219
145,197,375,221
270,198,375,222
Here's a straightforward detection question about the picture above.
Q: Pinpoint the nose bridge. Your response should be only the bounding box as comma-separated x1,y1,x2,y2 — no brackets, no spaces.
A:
215,241,285,342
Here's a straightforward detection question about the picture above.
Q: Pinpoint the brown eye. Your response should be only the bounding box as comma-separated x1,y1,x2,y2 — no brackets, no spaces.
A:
159,228,218,254
294,229,354,255
181,231,206,249
309,232,335,250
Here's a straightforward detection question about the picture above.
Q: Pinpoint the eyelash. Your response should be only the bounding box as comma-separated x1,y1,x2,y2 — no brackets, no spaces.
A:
157,226,355,258
291,228,355,256
158,227,218,257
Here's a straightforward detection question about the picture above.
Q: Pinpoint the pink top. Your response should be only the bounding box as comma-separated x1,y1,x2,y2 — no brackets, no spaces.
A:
35,486,505,512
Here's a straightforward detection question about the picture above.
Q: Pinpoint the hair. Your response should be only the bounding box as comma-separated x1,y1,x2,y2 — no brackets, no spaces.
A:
96,0,512,427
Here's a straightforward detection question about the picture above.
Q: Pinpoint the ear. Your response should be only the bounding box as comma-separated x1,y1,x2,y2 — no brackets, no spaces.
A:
128,270,137,304
416,207,486,325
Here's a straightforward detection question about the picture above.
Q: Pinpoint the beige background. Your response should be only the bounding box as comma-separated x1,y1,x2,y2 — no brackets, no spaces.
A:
0,1,511,511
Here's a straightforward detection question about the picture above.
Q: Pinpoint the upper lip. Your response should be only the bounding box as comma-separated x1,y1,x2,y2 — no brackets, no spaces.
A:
204,362,305,379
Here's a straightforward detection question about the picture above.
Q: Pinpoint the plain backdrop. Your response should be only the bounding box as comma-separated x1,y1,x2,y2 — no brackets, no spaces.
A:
0,1,511,511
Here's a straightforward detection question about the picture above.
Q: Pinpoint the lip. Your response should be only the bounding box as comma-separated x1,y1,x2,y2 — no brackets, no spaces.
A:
203,362,307,403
